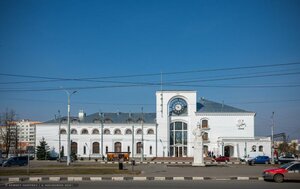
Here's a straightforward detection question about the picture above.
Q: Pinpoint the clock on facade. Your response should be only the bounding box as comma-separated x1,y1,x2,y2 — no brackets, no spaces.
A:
170,98,187,115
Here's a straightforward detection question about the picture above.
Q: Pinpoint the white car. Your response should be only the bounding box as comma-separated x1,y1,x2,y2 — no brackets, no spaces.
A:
240,156,254,162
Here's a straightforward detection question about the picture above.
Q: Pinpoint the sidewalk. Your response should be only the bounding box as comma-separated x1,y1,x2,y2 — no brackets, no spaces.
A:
0,163,274,182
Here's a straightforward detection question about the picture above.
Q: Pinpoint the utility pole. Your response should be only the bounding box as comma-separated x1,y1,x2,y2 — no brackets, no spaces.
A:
141,107,144,162
63,90,77,166
155,122,158,157
132,124,134,159
58,110,61,161
271,112,275,164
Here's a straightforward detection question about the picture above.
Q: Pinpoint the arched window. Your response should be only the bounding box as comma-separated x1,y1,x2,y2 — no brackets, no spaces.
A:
149,146,152,155
104,118,112,123
202,132,209,141
92,129,99,134
81,129,89,135
93,119,100,123
147,129,154,135
71,142,78,154
252,145,257,152
136,129,143,135
136,142,142,154
72,119,80,124
60,129,66,134
259,145,264,152
104,129,110,135
125,129,132,135
203,145,209,156
61,119,67,124
83,146,86,155
71,129,77,134
202,120,208,129
127,146,130,152
105,146,108,153
61,146,64,155
114,142,122,152
126,118,134,123
93,142,100,154
114,129,122,135
137,118,144,124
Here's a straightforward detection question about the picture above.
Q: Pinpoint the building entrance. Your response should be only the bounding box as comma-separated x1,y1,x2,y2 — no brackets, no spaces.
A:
224,145,234,157
169,122,188,157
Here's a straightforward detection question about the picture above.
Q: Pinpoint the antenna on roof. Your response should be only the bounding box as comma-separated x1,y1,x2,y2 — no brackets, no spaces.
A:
222,101,224,112
160,71,163,117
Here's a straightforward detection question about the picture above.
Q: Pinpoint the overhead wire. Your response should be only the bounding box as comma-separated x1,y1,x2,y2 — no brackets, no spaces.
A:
0,61,300,84
0,62,300,92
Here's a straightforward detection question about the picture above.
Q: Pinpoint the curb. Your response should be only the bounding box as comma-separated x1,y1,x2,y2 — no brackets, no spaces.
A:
0,176,263,182
99,161,246,165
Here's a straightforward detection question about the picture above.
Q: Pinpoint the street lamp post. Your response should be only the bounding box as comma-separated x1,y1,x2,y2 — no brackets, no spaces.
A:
271,112,275,164
141,107,144,162
64,90,77,166
99,112,104,159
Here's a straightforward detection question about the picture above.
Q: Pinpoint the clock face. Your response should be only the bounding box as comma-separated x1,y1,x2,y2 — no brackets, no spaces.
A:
170,98,187,115
175,104,182,111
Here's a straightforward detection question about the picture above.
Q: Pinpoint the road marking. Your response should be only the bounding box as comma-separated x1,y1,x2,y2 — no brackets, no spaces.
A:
49,177,60,181
173,177,185,180
133,177,147,181
29,177,41,181
68,177,82,181
90,177,102,181
8,178,19,182
192,177,204,180
112,177,124,181
154,177,166,180
237,177,249,180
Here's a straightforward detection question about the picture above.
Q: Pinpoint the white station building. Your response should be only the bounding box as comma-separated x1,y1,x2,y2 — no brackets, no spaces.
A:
36,91,271,159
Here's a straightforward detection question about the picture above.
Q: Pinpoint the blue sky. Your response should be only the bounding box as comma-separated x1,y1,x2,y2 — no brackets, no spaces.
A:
0,0,300,139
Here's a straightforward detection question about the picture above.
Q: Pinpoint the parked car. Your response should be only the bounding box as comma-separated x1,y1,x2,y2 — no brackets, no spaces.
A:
0,158,4,166
263,161,300,183
214,156,230,162
57,156,74,162
276,155,299,164
248,156,270,165
2,156,28,167
240,156,254,162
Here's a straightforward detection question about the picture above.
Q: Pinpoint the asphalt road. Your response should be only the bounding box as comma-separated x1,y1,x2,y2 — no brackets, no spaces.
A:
2,181,300,189
7,160,276,177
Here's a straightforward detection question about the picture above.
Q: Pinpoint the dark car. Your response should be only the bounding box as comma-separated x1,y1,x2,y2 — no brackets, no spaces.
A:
214,156,230,162
248,156,270,165
263,162,300,183
277,155,298,164
0,158,4,166
2,156,28,167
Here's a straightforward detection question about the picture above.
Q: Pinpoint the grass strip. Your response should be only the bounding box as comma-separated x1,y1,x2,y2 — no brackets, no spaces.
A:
0,168,140,176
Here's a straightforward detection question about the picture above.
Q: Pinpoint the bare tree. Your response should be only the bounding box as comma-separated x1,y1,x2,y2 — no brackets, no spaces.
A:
0,109,17,158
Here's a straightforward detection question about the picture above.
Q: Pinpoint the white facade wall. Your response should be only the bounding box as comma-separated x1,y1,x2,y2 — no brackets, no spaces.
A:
36,123,157,159
36,90,271,159
155,90,271,158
